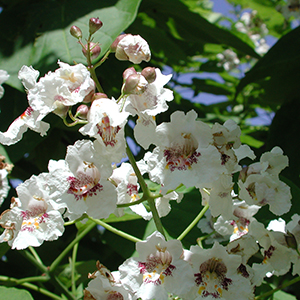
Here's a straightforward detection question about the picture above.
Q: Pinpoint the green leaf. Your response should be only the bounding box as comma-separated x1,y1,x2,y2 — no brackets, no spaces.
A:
273,289,297,300
235,26,300,106
0,286,34,300
267,98,300,186
0,0,142,90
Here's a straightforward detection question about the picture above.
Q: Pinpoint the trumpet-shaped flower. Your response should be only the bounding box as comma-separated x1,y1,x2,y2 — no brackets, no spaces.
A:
123,68,173,149
146,110,225,192
184,242,254,300
48,140,117,220
25,62,95,116
79,98,128,162
119,231,194,300
0,174,64,250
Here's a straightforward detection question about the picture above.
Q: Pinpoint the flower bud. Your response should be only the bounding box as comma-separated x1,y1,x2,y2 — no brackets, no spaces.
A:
113,34,151,64
76,104,89,120
123,74,147,95
141,67,156,83
70,26,82,39
92,93,108,100
89,17,103,35
123,67,137,81
82,42,101,60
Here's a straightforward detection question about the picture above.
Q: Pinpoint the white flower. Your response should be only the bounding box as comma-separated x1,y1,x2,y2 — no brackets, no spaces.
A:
146,110,225,192
111,161,152,220
0,174,65,250
214,199,260,242
48,140,117,221
24,61,95,116
119,231,194,300
79,98,128,163
0,106,50,146
85,261,134,300
239,172,291,215
249,219,296,286
211,119,255,174
184,242,254,300
124,68,173,149
0,70,10,99
115,34,151,64
235,10,269,55
216,49,240,71
239,147,291,215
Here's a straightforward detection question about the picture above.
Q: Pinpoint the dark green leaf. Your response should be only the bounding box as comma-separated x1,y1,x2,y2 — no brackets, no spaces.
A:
0,286,34,300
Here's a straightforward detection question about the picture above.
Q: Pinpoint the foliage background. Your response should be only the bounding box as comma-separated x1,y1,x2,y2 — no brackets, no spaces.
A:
0,0,299,299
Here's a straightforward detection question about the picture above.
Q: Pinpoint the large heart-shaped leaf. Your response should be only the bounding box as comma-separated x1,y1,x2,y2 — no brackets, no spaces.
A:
0,0,141,90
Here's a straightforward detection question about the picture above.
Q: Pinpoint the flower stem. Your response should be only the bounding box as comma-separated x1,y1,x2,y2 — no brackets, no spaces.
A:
71,242,79,295
19,250,48,274
94,49,111,69
28,246,44,266
49,221,97,274
88,216,141,243
147,197,166,238
177,203,209,241
126,142,166,238
126,142,149,196
0,276,64,300
255,276,300,300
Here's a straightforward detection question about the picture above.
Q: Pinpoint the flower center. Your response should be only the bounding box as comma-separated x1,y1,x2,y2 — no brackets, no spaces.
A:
138,245,176,285
21,196,49,232
96,114,121,147
195,257,232,298
67,161,103,200
164,133,200,172
106,292,124,300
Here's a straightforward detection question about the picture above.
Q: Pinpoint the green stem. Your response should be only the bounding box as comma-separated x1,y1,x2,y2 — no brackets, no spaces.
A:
255,276,300,300
89,66,104,93
126,142,166,238
116,196,146,208
71,243,79,296
0,276,64,300
126,142,149,197
94,49,111,69
147,197,166,238
177,204,209,241
0,275,49,285
88,216,141,243
49,221,96,273
19,250,48,274
53,275,75,300
28,246,43,266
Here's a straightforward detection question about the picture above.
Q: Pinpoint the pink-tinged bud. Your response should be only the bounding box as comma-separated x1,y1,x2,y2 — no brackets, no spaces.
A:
76,104,89,119
82,42,101,60
92,93,108,101
110,34,127,52
89,17,103,35
114,34,151,64
141,67,156,83
123,67,137,80
70,26,82,39
123,74,147,95
53,102,70,118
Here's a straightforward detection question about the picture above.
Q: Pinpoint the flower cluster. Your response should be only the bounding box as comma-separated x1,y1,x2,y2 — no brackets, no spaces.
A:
0,17,297,300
